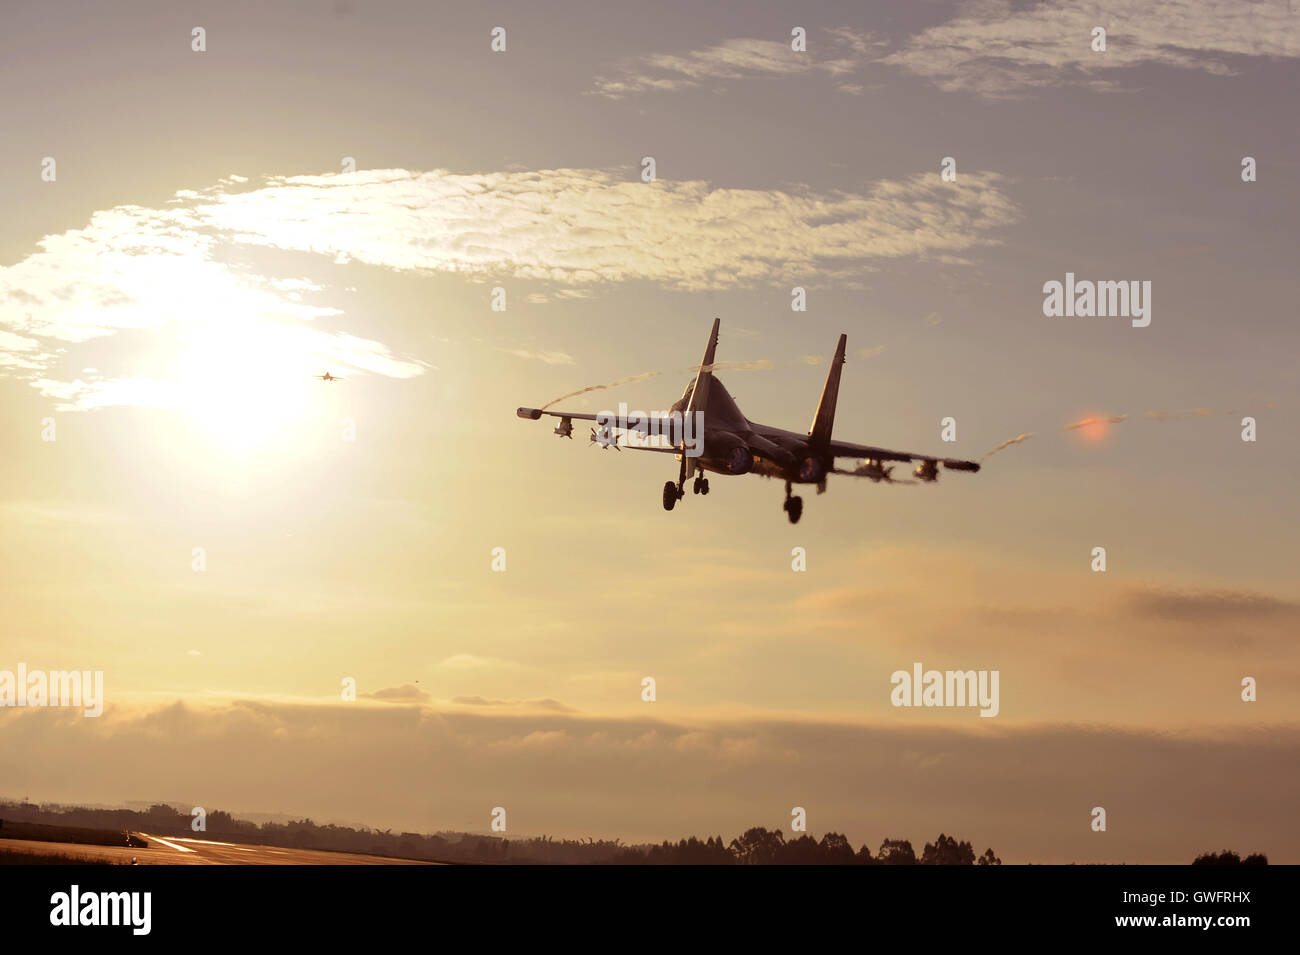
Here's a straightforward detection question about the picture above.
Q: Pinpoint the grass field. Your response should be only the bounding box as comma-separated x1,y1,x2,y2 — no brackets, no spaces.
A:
0,846,119,865
0,820,147,848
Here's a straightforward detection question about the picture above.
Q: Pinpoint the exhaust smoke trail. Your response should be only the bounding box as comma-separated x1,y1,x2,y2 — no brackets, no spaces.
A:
1144,408,1214,421
540,371,663,410
1062,414,1129,432
541,358,784,410
982,404,1270,463
982,433,1034,460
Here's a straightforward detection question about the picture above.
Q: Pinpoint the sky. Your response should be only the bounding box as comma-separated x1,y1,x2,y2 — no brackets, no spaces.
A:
1,0,1297,863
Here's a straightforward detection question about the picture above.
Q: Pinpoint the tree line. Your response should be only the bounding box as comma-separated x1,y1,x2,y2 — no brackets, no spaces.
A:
4,799,1265,864
614,829,1001,865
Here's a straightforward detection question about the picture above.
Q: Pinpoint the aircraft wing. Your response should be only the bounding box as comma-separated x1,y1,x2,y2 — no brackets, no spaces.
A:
516,407,689,439
517,408,601,423
827,438,981,472
612,443,680,454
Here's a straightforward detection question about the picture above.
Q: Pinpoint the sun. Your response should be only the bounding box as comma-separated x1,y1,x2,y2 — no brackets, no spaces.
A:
174,321,317,454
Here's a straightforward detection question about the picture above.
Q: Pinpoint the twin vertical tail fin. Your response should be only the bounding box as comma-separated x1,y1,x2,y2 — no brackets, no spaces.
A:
809,333,847,449
685,317,721,422
679,317,721,482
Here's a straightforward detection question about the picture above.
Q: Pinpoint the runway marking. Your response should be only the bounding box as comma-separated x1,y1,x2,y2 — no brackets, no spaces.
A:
142,834,195,853
170,837,253,850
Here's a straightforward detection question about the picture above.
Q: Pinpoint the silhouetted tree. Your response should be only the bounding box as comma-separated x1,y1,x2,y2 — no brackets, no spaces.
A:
819,832,856,864
729,827,785,865
1193,849,1240,865
778,835,824,864
1194,849,1266,865
978,847,1002,866
922,833,976,865
877,838,917,865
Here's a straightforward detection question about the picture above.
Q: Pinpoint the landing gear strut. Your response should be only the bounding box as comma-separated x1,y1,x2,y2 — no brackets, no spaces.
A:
782,481,803,524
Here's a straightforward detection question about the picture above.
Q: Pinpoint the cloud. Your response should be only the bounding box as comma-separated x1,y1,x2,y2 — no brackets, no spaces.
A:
438,654,518,670
1,700,1296,861
1128,588,1300,623
451,696,578,713
2,166,1016,408
505,348,577,365
0,200,427,409
185,167,1018,290
28,377,185,412
591,28,883,98
365,684,432,703
781,545,1300,709
882,0,1300,98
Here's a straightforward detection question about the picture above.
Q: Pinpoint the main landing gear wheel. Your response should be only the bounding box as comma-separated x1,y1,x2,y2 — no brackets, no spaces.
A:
662,481,678,511
783,496,803,524
782,480,802,524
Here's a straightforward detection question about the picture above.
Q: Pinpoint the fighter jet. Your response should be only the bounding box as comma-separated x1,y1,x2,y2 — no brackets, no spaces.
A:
314,371,344,382
516,319,981,524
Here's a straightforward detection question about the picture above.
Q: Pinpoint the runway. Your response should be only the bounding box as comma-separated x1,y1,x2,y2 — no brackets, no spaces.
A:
2,834,437,865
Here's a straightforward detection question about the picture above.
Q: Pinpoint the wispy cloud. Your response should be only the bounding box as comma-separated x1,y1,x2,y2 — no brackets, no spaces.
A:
591,28,884,98
883,0,1299,98
2,166,1018,408
504,348,577,365
185,167,1018,289
451,696,579,713
0,184,429,409
365,684,431,703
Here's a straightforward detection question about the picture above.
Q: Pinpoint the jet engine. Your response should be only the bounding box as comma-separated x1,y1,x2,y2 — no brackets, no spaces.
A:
914,459,939,482
723,445,754,475
706,431,754,475
797,454,827,483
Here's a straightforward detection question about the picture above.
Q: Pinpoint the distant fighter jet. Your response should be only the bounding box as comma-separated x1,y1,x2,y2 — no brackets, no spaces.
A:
517,319,981,524
314,371,344,382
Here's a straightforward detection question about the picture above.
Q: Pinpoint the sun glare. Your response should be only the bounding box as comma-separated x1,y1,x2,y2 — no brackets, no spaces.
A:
1074,414,1111,443
175,322,318,454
